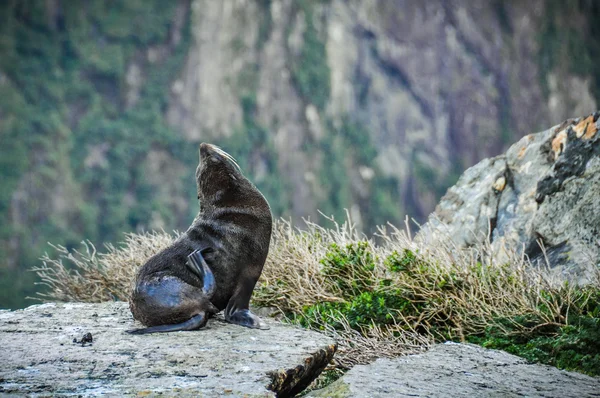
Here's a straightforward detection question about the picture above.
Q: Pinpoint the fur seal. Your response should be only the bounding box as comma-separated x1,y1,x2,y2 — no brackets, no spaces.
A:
127,143,273,334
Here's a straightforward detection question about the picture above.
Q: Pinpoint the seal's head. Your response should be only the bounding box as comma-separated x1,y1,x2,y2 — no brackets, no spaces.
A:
196,143,245,206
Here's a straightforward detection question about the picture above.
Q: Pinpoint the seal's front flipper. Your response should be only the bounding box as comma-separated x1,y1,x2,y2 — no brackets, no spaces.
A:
226,308,269,330
126,312,208,335
225,280,269,329
186,250,216,298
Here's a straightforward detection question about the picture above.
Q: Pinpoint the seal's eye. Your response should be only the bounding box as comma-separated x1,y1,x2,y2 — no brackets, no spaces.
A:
214,189,225,201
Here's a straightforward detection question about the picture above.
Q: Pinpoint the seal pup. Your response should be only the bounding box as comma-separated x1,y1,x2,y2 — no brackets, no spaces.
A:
127,143,273,334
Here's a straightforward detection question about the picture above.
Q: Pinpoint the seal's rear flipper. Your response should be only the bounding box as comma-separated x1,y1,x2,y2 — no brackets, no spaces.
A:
126,312,208,335
186,249,216,298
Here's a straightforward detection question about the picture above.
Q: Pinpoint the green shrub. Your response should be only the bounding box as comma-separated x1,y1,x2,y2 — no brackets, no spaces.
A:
468,287,600,376
321,242,375,296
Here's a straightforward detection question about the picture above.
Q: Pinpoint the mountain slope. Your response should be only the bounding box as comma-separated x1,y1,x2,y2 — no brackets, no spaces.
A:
0,0,598,308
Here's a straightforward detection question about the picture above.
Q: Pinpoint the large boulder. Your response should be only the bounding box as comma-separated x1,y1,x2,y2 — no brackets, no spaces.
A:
419,112,600,283
309,342,600,397
0,302,336,397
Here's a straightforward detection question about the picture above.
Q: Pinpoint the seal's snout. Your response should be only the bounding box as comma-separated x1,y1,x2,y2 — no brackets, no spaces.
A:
199,142,212,158
200,143,223,159
198,143,240,171
199,143,219,164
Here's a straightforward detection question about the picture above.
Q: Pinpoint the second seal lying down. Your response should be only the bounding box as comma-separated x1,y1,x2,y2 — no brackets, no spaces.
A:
128,143,272,334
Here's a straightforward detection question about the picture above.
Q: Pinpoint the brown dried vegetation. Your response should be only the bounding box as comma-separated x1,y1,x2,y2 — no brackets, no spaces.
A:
33,215,599,372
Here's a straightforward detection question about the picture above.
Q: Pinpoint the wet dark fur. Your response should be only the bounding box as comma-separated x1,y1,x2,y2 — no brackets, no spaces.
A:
128,143,272,333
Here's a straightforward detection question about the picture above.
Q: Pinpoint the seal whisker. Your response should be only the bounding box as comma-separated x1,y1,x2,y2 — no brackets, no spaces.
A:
213,145,241,171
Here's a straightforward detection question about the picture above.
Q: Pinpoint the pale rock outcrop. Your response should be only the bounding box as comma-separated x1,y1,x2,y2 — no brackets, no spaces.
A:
419,112,600,283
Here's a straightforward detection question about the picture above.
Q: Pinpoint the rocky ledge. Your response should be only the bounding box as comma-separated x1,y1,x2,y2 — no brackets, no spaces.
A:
0,302,336,397
2,303,599,397
309,342,599,398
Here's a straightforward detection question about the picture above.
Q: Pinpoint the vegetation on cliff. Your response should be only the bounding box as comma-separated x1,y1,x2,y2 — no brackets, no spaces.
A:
0,0,194,308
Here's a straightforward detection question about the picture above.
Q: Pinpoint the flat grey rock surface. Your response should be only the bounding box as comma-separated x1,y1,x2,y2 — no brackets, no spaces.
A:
0,302,336,397
309,342,600,398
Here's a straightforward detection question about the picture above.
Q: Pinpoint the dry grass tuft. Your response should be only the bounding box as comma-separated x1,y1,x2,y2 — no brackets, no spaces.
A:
306,312,432,370
258,215,556,332
256,215,369,312
254,214,597,368
33,231,176,302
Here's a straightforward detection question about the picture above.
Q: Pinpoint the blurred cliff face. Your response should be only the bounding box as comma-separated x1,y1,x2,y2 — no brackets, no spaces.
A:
167,0,597,224
0,0,598,308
